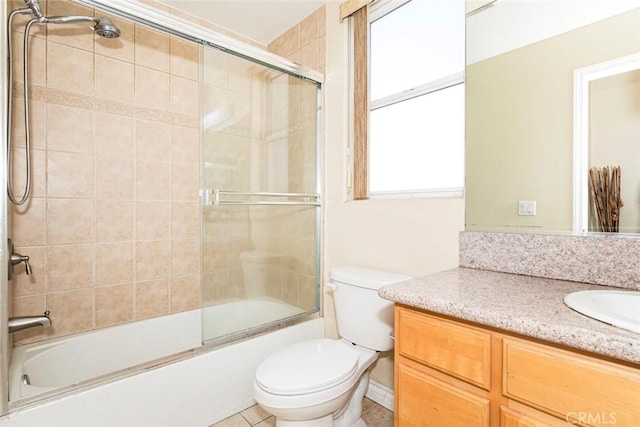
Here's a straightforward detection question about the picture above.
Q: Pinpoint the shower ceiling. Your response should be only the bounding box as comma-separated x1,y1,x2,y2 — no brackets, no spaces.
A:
157,0,327,45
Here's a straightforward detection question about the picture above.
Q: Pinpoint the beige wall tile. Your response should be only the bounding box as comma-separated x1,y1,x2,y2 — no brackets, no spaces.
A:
11,32,47,85
96,283,134,327
170,274,200,313
300,10,319,48
11,99,46,150
171,162,199,201
47,41,94,95
135,25,170,72
12,246,46,297
135,66,170,110
46,244,94,292
94,112,134,159
136,201,171,240
136,119,171,162
171,202,200,239
96,242,134,286
46,0,95,51
95,55,135,104
171,37,199,80
96,200,134,242
46,103,94,153
136,161,170,201
171,75,199,117
135,240,170,281
9,0,46,37
318,6,326,37
280,25,301,57
136,278,169,320
12,198,47,246
96,157,134,200
95,16,134,62
47,198,94,244
12,148,47,198
228,57,252,94
299,40,319,72
202,48,228,88
171,125,199,164
47,151,95,198
171,239,200,276
46,289,93,337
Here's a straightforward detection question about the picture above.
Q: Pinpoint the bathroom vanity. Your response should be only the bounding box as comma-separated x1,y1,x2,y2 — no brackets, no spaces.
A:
379,268,640,427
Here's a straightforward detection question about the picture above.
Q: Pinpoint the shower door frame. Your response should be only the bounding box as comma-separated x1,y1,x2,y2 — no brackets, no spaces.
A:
1,0,11,416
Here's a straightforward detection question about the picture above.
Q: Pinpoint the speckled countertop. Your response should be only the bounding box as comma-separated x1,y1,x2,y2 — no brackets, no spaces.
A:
378,267,640,365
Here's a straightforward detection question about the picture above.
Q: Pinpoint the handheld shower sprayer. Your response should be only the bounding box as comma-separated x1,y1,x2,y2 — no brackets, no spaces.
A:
7,0,121,205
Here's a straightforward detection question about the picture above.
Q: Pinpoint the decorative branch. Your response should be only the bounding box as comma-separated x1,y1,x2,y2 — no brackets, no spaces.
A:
589,166,623,232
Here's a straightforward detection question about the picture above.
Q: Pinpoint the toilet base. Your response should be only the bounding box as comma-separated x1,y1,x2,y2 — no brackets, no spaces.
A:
273,371,372,427
276,414,333,427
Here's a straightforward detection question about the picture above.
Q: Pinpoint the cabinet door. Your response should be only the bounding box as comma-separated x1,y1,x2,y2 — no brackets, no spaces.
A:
397,361,490,427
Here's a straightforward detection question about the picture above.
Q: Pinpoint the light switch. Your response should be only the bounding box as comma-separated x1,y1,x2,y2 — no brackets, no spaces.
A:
518,200,536,216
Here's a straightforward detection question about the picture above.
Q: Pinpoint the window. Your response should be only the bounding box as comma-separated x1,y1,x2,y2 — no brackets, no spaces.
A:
349,0,465,198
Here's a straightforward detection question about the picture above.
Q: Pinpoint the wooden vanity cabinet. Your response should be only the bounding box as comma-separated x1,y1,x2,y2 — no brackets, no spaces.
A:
394,305,640,427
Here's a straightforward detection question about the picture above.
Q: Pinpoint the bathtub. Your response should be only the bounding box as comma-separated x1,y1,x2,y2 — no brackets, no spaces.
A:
4,298,321,426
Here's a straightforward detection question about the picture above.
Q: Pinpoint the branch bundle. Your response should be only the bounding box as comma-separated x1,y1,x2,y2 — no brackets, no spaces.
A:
588,166,623,233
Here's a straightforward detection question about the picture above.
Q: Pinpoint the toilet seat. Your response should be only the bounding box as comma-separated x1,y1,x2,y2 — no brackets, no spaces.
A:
255,338,359,396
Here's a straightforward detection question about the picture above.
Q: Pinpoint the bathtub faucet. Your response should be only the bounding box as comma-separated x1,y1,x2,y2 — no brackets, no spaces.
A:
8,310,51,333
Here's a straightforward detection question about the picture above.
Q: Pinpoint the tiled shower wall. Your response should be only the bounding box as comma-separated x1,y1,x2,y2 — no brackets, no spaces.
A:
8,0,204,343
8,0,326,344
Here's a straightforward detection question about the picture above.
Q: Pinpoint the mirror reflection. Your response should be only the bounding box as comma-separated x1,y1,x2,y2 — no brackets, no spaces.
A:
465,0,640,233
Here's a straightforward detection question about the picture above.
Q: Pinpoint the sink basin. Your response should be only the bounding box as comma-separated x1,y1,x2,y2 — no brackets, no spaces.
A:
564,290,640,334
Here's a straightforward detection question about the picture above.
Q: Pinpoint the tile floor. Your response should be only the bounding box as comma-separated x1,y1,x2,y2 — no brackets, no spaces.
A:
211,397,394,427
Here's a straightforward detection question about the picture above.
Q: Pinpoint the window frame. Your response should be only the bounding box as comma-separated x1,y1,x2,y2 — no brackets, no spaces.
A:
349,0,466,200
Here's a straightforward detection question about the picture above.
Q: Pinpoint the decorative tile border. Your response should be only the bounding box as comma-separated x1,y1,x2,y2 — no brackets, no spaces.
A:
459,231,640,290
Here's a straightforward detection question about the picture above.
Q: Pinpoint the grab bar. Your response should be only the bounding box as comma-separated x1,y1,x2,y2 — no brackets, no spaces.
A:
202,189,321,206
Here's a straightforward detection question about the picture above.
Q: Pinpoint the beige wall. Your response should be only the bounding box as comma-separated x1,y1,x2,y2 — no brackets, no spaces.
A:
9,0,201,344
466,8,640,232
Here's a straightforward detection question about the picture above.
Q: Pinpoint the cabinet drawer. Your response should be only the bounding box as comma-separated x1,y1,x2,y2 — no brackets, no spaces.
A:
501,406,570,427
397,362,490,427
397,307,491,389
503,339,640,426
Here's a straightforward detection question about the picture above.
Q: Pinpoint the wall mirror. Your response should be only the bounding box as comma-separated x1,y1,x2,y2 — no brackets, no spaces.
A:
465,0,640,234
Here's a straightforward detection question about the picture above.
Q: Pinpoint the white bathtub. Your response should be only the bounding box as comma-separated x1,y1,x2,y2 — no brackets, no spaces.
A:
4,299,321,426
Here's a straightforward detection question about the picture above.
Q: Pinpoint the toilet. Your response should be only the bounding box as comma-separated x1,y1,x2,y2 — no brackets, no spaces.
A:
253,266,411,427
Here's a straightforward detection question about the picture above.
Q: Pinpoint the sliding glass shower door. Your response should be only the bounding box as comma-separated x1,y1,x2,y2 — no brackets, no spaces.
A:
200,46,321,343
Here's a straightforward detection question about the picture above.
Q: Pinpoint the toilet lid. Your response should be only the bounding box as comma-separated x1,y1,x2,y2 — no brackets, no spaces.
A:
255,339,359,395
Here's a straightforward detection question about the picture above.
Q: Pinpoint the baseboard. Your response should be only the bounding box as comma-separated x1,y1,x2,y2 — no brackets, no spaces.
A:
365,379,394,412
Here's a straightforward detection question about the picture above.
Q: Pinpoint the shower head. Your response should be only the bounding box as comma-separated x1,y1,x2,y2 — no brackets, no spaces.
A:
22,0,121,38
92,17,120,39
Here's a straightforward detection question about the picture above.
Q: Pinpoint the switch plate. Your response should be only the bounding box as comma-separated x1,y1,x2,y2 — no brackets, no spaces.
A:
518,200,536,216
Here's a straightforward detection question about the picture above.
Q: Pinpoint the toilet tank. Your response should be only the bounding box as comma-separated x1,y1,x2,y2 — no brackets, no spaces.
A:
330,266,411,352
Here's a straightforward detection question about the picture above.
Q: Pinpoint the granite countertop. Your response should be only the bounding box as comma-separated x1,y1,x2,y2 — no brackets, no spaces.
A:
378,267,640,365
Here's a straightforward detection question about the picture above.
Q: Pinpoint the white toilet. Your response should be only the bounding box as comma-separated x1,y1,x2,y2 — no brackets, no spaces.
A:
253,266,411,427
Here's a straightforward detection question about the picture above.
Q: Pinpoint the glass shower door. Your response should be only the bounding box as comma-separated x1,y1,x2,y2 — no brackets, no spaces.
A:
200,46,321,344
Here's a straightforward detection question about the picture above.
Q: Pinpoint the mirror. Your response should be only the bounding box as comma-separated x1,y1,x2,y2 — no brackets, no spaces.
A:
465,0,640,233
